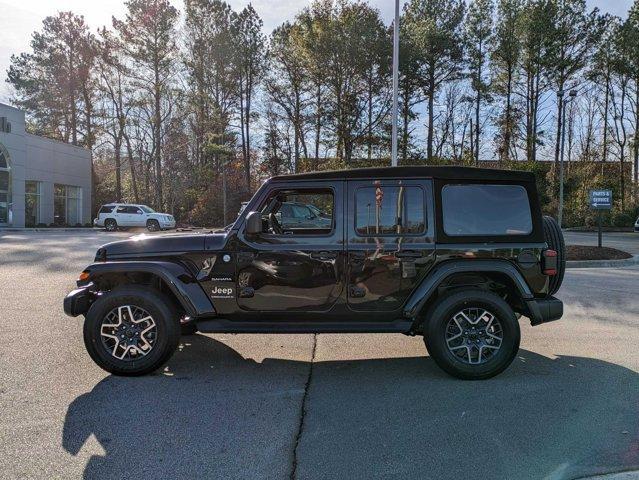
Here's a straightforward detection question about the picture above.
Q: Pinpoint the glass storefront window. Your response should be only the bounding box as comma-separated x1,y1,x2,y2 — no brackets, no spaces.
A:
66,186,81,225
25,181,41,227
54,184,82,226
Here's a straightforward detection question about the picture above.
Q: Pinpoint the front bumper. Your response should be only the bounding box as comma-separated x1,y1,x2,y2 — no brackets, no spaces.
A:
159,219,176,229
526,296,563,326
64,286,95,317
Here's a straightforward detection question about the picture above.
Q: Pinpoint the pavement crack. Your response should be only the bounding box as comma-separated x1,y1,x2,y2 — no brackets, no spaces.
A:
290,333,317,480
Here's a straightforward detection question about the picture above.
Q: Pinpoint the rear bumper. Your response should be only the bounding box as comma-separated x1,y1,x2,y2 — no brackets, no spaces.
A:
63,286,94,317
526,296,563,326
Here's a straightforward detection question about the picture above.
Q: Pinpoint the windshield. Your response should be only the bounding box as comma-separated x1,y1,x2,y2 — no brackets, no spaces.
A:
140,205,155,213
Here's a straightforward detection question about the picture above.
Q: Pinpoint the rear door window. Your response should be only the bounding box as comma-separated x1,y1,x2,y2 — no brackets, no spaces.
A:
442,184,532,236
355,185,425,235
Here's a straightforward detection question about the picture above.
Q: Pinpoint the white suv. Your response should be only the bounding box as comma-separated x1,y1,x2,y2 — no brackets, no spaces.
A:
94,204,176,232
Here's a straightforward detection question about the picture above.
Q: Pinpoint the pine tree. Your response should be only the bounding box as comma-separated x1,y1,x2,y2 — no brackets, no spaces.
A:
112,0,178,210
491,0,523,163
403,0,466,161
465,0,494,164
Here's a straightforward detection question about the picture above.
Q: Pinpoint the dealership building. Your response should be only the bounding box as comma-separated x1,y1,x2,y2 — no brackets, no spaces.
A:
0,103,92,228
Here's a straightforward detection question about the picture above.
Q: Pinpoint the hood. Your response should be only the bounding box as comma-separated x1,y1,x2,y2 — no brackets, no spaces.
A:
98,232,227,259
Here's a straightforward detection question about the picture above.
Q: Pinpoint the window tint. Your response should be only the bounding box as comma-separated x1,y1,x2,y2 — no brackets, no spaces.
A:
258,189,334,234
99,205,114,214
355,185,425,235
442,184,532,236
116,206,127,214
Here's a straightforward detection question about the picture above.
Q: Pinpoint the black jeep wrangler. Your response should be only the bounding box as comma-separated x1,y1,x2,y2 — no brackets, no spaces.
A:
64,166,564,380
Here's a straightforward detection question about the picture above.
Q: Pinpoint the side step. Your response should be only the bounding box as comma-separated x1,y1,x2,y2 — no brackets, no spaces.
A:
195,318,414,334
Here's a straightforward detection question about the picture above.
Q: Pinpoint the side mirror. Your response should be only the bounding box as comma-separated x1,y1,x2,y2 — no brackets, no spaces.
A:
245,211,262,235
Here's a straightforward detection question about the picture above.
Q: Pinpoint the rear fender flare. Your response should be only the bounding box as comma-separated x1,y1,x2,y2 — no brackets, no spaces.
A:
84,261,215,317
403,260,533,321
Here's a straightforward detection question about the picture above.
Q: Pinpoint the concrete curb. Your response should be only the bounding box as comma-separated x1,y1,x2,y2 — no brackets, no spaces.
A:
580,471,639,479
567,255,639,269
0,227,99,232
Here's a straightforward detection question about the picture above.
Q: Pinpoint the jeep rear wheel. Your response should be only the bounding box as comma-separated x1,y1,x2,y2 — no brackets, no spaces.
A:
424,290,520,380
104,218,117,232
147,219,160,232
83,286,180,376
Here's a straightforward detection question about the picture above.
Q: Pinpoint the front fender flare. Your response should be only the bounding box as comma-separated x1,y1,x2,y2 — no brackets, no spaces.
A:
83,261,215,317
403,259,534,320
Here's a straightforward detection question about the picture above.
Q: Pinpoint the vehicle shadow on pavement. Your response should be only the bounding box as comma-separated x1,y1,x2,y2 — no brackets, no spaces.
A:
62,335,639,480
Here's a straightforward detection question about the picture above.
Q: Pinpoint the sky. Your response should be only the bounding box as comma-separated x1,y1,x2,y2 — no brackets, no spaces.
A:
0,0,634,102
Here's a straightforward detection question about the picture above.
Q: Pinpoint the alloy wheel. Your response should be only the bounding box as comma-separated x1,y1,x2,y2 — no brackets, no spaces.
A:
100,305,157,361
445,307,503,365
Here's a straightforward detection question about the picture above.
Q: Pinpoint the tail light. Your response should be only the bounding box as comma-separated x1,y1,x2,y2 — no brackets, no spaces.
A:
542,249,558,276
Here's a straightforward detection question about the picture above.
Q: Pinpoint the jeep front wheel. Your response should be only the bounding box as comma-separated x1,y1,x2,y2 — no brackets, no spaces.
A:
424,290,520,380
83,286,180,376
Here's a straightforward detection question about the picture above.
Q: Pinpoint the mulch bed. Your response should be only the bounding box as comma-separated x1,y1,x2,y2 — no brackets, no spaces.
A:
566,245,632,261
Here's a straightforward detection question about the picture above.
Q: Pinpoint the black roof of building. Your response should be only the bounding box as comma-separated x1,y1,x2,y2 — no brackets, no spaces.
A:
271,165,535,182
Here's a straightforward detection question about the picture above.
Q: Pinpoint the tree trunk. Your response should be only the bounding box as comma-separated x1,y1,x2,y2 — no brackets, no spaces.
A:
554,90,564,166
69,40,78,146
474,53,482,166
502,68,513,164
124,131,140,204
634,82,639,184
427,70,435,162
602,72,610,162
367,69,373,161
475,90,480,165
115,135,122,202
401,82,410,162
154,64,163,210
239,73,247,176
245,79,252,192
314,81,321,170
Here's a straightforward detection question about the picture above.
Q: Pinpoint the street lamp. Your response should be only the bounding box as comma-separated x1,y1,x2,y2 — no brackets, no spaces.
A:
557,89,577,228
391,0,399,167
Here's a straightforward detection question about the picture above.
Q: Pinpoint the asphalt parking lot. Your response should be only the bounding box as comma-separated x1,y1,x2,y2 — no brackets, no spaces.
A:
0,231,638,480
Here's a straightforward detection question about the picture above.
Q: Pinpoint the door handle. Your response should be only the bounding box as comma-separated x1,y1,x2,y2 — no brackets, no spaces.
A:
394,250,421,259
310,251,337,260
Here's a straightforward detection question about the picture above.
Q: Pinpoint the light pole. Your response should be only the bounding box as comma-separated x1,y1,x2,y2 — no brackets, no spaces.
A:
391,0,400,167
557,89,577,228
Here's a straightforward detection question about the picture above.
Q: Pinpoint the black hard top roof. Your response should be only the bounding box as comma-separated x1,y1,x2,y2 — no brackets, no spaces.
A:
271,165,535,183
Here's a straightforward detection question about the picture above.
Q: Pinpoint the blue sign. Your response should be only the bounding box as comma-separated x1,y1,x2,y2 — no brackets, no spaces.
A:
589,190,612,210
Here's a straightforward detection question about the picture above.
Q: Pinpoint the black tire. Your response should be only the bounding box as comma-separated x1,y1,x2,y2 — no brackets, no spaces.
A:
83,285,180,376
104,218,117,232
180,322,198,336
542,215,566,295
147,219,160,232
424,289,520,380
